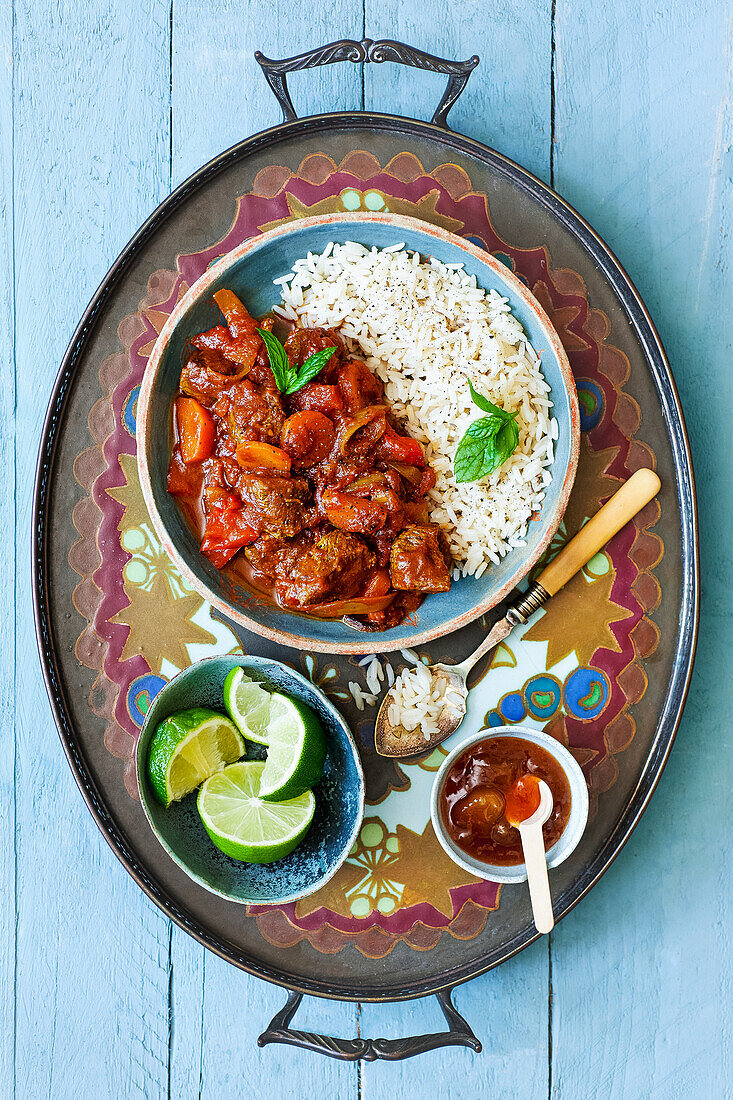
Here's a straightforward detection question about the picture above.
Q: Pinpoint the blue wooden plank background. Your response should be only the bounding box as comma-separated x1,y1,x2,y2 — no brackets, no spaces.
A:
3,0,727,1095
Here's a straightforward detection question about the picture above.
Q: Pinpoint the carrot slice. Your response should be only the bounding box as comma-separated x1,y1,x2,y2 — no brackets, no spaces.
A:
175,396,215,464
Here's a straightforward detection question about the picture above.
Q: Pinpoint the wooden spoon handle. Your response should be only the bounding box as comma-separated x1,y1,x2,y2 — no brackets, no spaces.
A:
537,468,661,597
519,823,555,934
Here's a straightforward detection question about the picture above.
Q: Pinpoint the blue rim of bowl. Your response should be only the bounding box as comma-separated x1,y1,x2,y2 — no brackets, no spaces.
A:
136,210,580,655
135,654,366,905
430,725,590,885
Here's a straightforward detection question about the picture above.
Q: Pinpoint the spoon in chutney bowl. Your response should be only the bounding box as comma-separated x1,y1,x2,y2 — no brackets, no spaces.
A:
505,777,555,934
375,468,661,757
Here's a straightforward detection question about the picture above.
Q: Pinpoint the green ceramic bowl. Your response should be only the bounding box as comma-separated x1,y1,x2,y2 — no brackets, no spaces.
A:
137,211,579,654
136,655,365,905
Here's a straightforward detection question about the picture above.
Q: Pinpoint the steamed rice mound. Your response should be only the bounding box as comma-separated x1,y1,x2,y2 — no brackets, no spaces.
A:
275,242,557,578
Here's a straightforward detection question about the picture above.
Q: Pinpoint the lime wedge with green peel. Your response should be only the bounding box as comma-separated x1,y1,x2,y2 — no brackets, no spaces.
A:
257,694,327,802
223,668,274,745
146,708,245,807
197,761,315,862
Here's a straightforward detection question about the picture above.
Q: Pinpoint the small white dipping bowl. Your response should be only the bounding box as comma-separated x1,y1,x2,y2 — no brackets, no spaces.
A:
431,725,589,885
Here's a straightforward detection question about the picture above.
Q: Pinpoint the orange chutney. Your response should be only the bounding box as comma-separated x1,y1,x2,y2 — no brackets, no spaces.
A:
440,736,572,866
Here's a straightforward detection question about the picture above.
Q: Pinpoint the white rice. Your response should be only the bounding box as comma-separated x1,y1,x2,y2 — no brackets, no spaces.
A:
365,658,381,694
347,678,379,712
387,663,464,741
345,650,463,740
347,655,388,710
276,242,556,574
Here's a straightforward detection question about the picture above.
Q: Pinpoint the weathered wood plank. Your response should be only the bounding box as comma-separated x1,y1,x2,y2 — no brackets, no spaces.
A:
0,1,16,1095
551,642,732,1099
360,944,550,1100
13,1,172,1096
171,0,365,187
363,0,554,183
198,956,364,1099
169,924,205,1100
551,2,730,1095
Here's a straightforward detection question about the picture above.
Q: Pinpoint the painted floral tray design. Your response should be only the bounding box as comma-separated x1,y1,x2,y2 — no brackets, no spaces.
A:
69,150,663,960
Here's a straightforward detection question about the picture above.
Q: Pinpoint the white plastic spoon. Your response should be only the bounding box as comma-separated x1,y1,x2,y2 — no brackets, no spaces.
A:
506,779,555,935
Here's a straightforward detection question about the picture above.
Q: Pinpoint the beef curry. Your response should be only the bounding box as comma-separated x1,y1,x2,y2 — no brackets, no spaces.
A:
167,289,452,630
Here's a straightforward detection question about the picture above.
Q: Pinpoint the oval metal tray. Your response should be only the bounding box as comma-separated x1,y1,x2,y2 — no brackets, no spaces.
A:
34,37,698,1058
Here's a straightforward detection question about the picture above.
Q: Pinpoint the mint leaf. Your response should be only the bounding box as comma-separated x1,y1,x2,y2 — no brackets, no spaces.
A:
453,388,520,483
495,415,520,464
468,380,506,417
257,328,292,392
257,330,336,395
285,346,336,394
454,416,504,483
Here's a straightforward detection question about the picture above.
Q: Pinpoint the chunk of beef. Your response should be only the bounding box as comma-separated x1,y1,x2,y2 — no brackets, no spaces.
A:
389,524,452,593
288,383,344,416
201,454,242,496
237,473,308,538
244,533,314,579
191,325,260,370
276,531,374,607
212,378,285,444
248,322,285,387
167,445,204,497
321,488,387,536
283,326,345,373
179,357,233,405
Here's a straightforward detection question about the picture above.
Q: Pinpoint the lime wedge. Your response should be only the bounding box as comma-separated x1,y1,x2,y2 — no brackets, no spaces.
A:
268,692,291,725
223,667,273,745
147,708,245,807
258,694,327,802
197,761,315,862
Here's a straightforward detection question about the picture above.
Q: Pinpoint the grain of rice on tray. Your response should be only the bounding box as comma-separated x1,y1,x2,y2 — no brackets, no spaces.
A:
275,242,557,575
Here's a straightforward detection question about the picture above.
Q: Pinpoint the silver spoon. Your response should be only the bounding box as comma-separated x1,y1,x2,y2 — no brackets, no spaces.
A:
375,469,661,757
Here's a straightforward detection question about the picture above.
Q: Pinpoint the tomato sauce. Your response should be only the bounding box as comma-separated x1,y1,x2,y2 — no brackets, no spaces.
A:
440,736,572,866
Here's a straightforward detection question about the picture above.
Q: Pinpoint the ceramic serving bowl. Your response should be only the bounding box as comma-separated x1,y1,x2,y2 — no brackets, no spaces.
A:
430,726,589,885
136,654,365,905
137,211,579,654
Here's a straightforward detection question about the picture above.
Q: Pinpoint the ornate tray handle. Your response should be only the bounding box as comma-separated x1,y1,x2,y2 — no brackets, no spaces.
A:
255,38,480,127
258,989,482,1061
